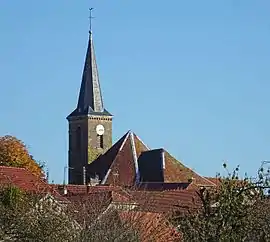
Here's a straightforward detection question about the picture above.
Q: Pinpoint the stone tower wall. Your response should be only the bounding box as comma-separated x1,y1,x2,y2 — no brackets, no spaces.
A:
88,116,112,152
68,115,112,184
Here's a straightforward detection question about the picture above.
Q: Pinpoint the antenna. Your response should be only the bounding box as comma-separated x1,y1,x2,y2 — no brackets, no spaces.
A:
89,7,94,34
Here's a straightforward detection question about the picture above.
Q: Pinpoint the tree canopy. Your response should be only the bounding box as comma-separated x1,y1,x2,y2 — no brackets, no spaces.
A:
0,135,44,177
171,164,270,242
0,185,141,242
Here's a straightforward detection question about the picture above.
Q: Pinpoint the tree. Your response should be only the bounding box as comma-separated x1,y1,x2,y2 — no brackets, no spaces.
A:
0,185,151,242
0,185,79,242
171,164,270,242
0,135,44,177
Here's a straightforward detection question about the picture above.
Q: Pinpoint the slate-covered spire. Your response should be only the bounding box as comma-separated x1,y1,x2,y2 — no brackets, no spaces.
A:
67,30,112,119
77,31,104,113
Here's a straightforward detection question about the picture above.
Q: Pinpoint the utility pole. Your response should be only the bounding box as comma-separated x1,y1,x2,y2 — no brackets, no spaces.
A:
83,166,86,185
63,166,74,185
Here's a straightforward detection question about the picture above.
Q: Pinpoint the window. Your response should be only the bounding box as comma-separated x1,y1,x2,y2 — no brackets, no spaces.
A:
76,127,81,150
97,134,104,149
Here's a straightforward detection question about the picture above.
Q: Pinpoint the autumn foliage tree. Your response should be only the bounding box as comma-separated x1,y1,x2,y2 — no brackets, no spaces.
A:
0,135,43,177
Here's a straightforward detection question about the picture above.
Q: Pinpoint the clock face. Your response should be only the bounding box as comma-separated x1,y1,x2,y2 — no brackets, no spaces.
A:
96,124,105,135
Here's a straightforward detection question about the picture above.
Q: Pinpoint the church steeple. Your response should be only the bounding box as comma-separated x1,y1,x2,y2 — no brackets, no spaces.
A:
77,31,104,113
68,31,111,118
67,10,113,184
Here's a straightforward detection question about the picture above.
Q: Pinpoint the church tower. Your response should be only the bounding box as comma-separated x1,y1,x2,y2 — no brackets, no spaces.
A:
67,26,113,184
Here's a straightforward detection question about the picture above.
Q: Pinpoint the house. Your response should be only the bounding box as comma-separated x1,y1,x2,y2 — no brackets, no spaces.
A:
55,184,187,241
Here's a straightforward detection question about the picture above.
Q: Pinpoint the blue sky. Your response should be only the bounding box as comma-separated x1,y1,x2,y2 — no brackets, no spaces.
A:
0,1,270,183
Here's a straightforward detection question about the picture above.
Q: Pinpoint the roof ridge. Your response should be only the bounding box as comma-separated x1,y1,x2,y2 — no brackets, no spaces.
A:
53,184,87,187
132,133,150,150
112,131,131,163
163,151,216,186
0,165,27,171
185,166,216,186
0,166,49,185
119,130,131,151
0,166,63,198
130,132,139,183
183,166,216,186
196,174,217,186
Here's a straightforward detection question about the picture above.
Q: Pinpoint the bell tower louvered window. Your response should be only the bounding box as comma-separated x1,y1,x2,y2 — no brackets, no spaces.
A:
97,134,104,149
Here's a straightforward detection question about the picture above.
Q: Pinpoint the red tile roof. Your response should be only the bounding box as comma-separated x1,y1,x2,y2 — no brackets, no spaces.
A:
204,177,248,188
87,131,130,182
137,182,191,191
0,166,64,200
53,184,120,196
86,130,215,189
52,184,198,241
62,186,183,241
105,135,136,186
87,131,150,186
0,165,199,241
204,177,222,186
53,184,201,214
0,166,48,192
130,189,201,214
53,184,133,205
164,152,216,187
133,134,149,158
67,190,112,211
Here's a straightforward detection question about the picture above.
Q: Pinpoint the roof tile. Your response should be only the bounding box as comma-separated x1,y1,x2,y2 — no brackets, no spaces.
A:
164,152,215,187
0,166,64,200
105,135,136,186
87,131,130,182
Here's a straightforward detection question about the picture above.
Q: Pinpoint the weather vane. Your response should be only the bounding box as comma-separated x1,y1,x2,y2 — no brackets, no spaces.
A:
89,8,94,33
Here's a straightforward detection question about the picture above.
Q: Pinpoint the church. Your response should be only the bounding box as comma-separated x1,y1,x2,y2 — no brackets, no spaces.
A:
66,25,215,189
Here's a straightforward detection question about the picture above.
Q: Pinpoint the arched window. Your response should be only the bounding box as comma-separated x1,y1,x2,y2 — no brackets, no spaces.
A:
76,127,81,150
97,134,104,149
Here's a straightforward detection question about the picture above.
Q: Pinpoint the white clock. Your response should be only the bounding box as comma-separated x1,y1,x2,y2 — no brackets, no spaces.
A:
96,124,105,135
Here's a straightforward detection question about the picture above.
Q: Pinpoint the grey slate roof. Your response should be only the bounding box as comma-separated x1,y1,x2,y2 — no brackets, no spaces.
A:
67,32,112,119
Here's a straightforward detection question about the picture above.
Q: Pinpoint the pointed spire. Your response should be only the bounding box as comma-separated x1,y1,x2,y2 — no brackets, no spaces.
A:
67,9,112,119
77,31,104,113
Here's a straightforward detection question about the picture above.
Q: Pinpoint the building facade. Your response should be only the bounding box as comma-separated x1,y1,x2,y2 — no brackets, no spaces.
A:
66,28,216,189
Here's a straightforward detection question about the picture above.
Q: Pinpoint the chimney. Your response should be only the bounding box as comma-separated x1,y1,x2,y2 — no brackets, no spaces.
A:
63,186,68,195
87,183,90,194
58,185,68,195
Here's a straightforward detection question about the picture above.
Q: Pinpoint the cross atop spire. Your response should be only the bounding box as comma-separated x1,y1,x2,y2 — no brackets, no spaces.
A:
67,10,112,119
89,8,94,34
